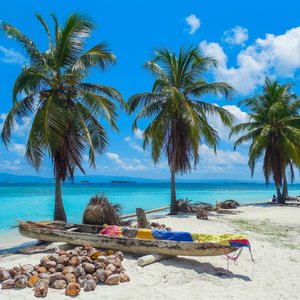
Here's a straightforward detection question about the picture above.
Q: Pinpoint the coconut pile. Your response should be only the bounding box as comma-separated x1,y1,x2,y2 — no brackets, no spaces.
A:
0,243,130,297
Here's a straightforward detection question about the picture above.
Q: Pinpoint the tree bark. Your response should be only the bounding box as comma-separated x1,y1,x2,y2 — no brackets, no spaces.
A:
276,183,285,204
170,165,178,214
54,174,67,222
282,174,288,199
136,208,150,228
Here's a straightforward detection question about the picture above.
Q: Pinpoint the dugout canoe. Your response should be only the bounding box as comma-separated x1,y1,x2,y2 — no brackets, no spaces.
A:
18,221,238,257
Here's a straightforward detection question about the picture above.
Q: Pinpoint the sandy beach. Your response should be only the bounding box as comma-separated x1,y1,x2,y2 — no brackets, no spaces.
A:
0,205,299,300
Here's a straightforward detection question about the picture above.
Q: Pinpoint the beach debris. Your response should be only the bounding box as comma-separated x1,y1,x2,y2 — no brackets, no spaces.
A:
0,270,11,282
82,194,122,226
28,274,40,287
65,282,81,296
1,279,15,289
196,208,208,220
83,279,97,291
0,244,129,297
52,279,66,289
14,274,28,288
104,274,121,285
34,283,48,297
217,200,240,209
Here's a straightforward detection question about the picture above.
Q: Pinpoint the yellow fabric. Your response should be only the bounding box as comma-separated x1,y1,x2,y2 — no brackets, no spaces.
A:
191,233,248,246
136,228,154,240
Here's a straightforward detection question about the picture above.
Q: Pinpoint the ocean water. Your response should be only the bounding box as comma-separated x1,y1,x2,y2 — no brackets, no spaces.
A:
0,182,299,233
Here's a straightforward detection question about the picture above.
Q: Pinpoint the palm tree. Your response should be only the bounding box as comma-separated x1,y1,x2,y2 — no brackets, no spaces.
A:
128,47,234,214
1,13,123,222
231,78,300,204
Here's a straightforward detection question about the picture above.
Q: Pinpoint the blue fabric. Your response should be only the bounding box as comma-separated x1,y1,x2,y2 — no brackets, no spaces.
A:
229,241,250,248
152,230,193,242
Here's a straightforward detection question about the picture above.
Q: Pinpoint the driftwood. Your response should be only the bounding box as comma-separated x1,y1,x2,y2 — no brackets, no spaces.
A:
18,221,237,257
121,206,170,220
136,208,150,229
137,254,170,267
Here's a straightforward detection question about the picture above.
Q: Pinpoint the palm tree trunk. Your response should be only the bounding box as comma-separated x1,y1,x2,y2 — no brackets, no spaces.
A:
54,174,67,222
170,165,178,215
282,174,288,199
276,183,285,204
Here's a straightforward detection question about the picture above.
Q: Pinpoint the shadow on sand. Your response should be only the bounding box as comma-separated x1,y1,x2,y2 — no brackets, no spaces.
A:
159,256,252,282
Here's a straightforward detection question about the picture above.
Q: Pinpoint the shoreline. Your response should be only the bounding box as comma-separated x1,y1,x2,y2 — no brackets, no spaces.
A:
0,205,299,299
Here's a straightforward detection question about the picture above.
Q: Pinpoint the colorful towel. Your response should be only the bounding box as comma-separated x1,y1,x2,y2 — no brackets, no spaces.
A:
99,225,250,248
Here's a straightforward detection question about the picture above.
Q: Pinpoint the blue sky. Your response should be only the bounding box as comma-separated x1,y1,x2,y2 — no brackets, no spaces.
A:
0,0,300,181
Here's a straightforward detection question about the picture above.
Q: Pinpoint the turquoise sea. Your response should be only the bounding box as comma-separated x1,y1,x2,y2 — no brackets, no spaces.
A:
0,182,300,233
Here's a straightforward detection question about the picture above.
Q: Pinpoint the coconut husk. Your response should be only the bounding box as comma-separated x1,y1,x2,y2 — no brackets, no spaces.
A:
82,195,122,226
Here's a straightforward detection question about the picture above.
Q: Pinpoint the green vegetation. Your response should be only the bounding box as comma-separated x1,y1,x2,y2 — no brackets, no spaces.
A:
128,47,234,214
231,78,300,203
0,13,123,222
230,218,300,250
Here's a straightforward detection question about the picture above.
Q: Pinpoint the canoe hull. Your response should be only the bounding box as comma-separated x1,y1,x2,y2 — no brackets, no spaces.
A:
19,225,237,257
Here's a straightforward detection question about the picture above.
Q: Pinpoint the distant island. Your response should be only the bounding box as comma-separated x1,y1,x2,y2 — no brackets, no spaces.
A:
111,180,136,184
80,180,90,183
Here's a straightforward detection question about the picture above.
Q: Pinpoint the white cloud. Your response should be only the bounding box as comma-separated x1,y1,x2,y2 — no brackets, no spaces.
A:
133,128,144,140
0,46,26,65
124,136,131,142
0,114,31,138
0,159,21,171
200,26,300,94
124,135,145,153
197,144,248,174
224,26,248,45
106,152,146,171
207,105,249,141
185,14,201,35
10,143,26,156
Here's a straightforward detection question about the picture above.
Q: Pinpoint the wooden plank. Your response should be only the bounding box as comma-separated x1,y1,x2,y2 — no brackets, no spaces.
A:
137,254,170,267
121,206,170,220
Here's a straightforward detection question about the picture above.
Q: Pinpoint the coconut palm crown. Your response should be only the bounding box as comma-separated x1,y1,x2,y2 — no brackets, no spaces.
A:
128,47,235,214
1,13,124,221
231,78,300,203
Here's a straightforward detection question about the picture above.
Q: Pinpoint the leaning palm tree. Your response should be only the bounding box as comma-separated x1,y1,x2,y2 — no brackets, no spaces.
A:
128,47,234,214
231,78,300,204
1,13,123,222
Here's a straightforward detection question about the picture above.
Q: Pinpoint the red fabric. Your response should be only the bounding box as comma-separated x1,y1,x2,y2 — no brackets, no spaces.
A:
99,225,121,237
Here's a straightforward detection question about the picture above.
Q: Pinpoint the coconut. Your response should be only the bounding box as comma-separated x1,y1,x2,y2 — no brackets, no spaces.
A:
37,267,47,273
14,274,28,288
74,265,85,278
0,270,11,282
95,262,106,270
77,276,87,287
57,255,69,265
56,264,65,272
69,256,80,267
96,256,108,265
1,279,15,289
82,263,95,274
28,274,40,288
65,273,77,284
9,269,17,278
115,251,124,261
34,283,48,297
48,253,59,262
52,279,66,289
104,274,121,285
40,257,49,266
65,283,80,296
39,273,50,281
95,269,111,282
45,260,56,269
62,266,75,275
56,249,67,256
48,267,56,274
105,263,116,273
83,279,97,291
21,264,34,273
49,272,66,284
90,250,102,261
120,273,130,283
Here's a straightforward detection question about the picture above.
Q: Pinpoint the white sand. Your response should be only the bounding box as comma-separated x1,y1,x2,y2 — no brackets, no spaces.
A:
1,205,300,300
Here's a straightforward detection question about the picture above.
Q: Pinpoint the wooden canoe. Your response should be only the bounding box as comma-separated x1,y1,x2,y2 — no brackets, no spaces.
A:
18,221,238,257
